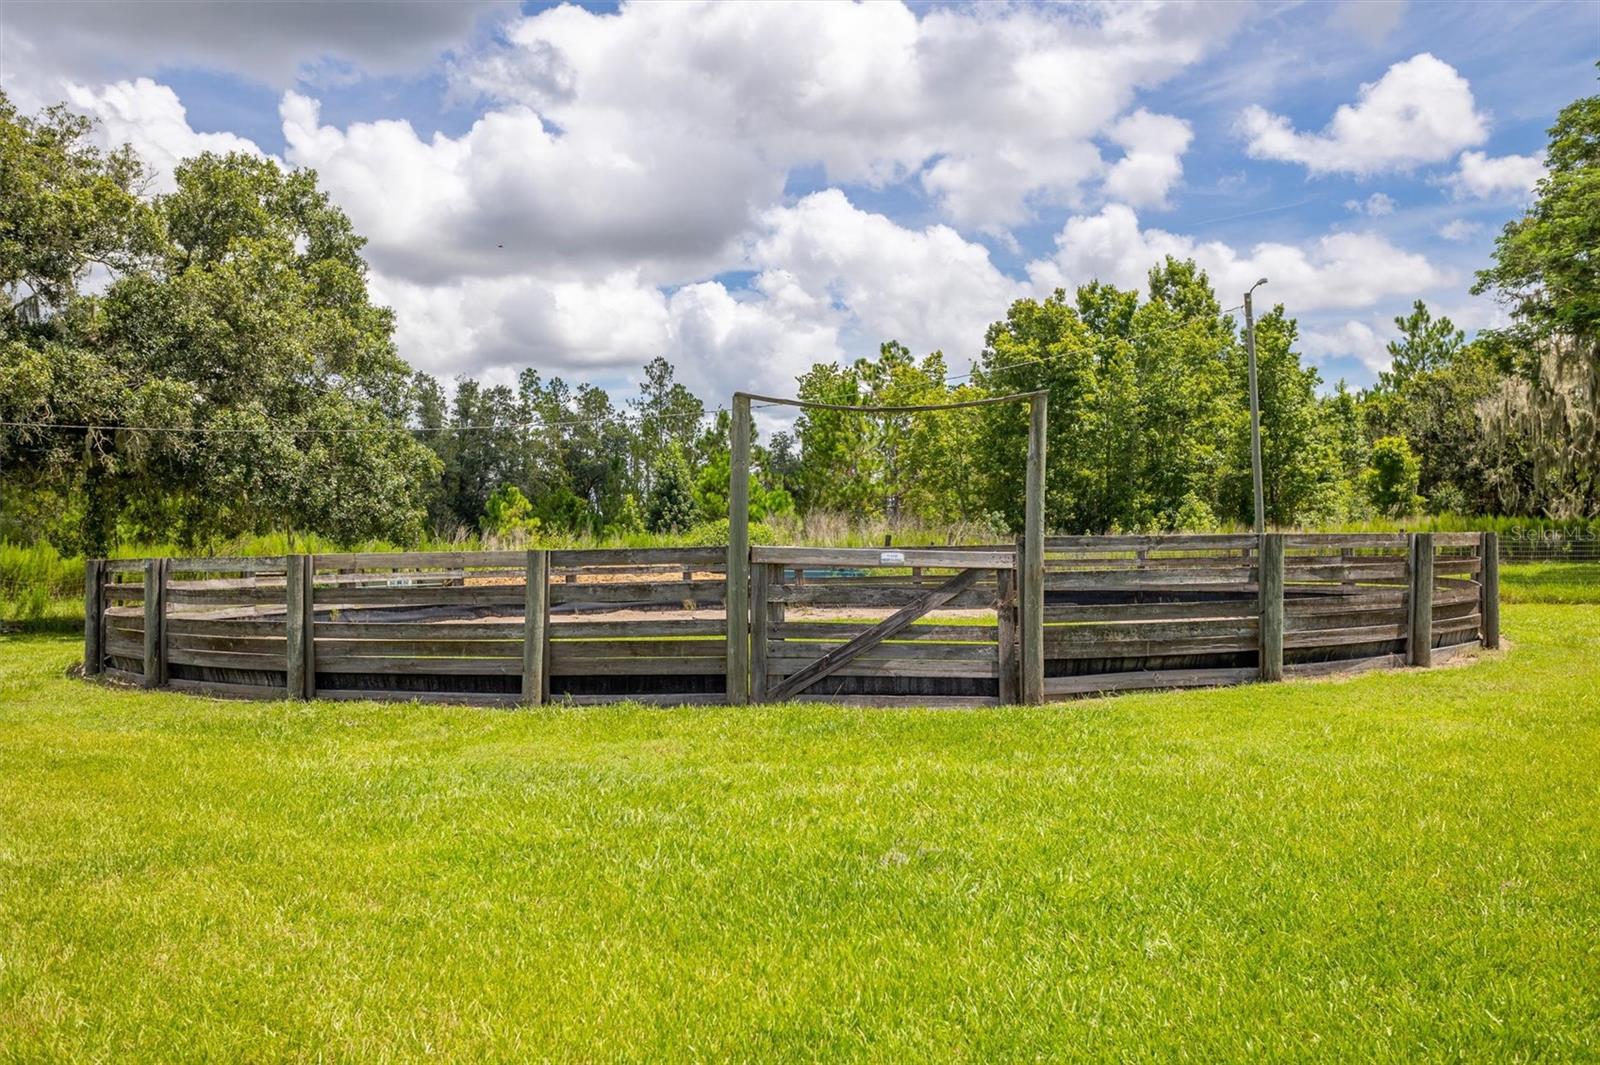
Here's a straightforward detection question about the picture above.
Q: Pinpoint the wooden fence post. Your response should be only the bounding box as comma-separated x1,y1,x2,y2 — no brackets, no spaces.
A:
83,559,104,676
522,549,549,706
1258,533,1284,682
1481,531,1500,650
302,555,317,698
286,555,308,699
142,558,166,688
996,566,1019,705
1409,533,1434,667
726,392,751,704
749,562,771,701
1021,392,1047,705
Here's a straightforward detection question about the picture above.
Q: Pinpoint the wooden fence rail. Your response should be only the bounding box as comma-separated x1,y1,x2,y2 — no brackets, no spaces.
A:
83,534,1497,707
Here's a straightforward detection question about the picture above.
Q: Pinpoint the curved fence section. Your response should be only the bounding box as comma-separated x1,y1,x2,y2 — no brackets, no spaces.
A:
82,533,1499,707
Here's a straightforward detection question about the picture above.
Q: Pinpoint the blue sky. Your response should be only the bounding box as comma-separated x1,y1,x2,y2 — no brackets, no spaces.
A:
3,0,1596,404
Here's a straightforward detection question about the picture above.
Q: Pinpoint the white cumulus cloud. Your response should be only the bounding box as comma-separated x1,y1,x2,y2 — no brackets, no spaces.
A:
1104,109,1194,209
1446,150,1545,200
455,1,1241,231
63,78,267,192
1237,53,1487,175
1027,204,1452,312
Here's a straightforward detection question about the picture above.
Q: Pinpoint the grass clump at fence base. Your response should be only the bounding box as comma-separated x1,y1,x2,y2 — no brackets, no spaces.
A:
1,604,1597,1060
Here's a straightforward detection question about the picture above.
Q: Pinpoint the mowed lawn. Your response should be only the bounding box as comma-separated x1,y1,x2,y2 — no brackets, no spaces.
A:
2,601,1598,1058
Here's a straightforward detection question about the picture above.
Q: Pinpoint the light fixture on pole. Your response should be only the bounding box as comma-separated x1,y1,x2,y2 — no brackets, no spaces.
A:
1244,278,1268,535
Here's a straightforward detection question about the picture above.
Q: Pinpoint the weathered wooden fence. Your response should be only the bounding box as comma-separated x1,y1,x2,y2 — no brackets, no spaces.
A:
83,533,1499,706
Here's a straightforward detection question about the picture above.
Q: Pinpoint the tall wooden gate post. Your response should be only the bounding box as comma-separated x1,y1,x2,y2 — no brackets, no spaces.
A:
84,559,104,676
142,558,166,688
286,555,308,699
1409,533,1434,666
1258,533,1285,681
1021,391,1047,705
286,555,317,699
1481,531,1500,649
522,549,549,706
727,393,752,704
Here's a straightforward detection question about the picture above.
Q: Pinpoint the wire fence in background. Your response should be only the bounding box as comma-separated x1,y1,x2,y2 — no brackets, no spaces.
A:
1496,532,1600,563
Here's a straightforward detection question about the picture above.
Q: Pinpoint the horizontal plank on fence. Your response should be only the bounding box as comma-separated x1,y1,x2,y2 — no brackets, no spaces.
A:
316,638,523,658
786,573,1000,586
1283,533,1408,548
165,646,290,671
752,546,1015,569
313,586,527,608
1431,532,1484,547
550,619,727,639
766,640,997,662
1044,554,1254,572
1285,589,1407,610
1432,557,1482,575
1044,619,1258,644
1283,623,1407,648
315,620,523,640
167,632,288,655
768,657,998,678
164,557,289,575
1432,614,1482,636
102,666,145,685
767,585,997,609
548,638,726,658
1043,600,1258,623
549,580,727,606
1281,561,1408,581
1431,599,1479,621
102,583,145,601
103,560,145,573
551,547,727,567
1044,635,1258,659
311,569,517,586
770,622,997,642
1045,574,1256,592
1046,534,1258,551
312,550,527,570
1283,653,1405,678
166,585,288,605
547,656,727,675
1043,666,1257,696
316,655,523,675
106,635,144,658
1285,606,1407,632
166,677,290,700
167,618,288,637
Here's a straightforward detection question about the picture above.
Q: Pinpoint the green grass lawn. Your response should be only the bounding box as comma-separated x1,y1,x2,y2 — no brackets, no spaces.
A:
3,606,1599,1060
1500,561,1600,604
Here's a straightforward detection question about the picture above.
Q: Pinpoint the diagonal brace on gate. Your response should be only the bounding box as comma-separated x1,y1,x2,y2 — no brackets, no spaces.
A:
766,567,983,701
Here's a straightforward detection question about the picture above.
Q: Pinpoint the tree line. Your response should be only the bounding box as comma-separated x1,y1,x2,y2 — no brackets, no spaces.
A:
2,81,1596,557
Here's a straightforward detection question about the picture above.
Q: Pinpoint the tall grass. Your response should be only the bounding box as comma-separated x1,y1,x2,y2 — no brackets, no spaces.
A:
5,510,1593,623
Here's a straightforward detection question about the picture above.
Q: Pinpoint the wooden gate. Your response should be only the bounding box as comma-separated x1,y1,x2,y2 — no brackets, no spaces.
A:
746,546,1019,706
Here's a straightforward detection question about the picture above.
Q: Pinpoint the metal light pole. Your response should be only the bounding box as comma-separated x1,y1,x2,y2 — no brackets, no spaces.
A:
1244,278,1268,535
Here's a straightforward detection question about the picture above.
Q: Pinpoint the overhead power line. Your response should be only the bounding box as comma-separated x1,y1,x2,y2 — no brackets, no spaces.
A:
0,406,726,437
